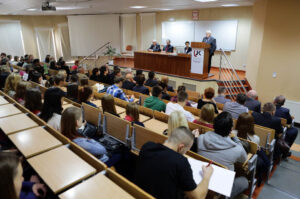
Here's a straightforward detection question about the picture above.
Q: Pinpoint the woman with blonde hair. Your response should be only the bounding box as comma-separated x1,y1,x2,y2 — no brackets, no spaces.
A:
193,104,215,129
4,73,21,97
164,111,189,135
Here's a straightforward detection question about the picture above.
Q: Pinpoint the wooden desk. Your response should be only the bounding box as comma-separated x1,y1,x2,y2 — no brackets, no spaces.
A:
144,119,168,134
0,104,22,118
28,146,96,194
116,106,125,114
9,127,62,158
63,104,75,110
120,113,150,123
134,51,191,76
59,173,134,199
92,99,102,108
0,96,9,105
0,114,39,135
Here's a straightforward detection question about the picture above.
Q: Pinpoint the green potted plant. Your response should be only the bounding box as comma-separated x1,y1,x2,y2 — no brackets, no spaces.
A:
103,45,120,65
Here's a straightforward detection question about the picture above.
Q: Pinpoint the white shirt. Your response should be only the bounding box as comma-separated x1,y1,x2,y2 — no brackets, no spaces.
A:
165,102,195,122
47,113,61,132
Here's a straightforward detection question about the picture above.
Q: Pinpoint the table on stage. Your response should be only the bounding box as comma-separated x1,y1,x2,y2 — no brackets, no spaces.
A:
134,51,191,76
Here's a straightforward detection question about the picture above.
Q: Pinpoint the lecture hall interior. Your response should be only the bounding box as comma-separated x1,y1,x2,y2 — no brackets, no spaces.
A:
0,0,299,199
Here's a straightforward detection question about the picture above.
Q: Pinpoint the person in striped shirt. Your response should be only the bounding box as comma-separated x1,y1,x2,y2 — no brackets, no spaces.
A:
106,76,134,102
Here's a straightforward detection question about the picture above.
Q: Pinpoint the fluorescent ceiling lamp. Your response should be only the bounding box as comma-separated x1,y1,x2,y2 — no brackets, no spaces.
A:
221,4,239,7
160,8,173,11
130,6,146,9
56,6,88,10
194,0,217,2
26,8,39,11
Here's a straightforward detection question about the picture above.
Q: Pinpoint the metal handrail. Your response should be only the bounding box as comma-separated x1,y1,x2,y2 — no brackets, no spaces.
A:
218,49,247,100
79,42,111,65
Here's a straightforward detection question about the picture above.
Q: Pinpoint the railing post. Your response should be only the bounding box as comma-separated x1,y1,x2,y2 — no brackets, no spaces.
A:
219,52,222,80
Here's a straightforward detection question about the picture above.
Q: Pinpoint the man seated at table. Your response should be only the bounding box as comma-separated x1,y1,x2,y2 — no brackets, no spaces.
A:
106,77,134,102
135,126,213,199
166,91,195,122
163,39,174,53
148,40,161,52
144,86,166,112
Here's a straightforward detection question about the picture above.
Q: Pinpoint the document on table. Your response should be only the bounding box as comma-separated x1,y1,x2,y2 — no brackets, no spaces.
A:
188,158,236,197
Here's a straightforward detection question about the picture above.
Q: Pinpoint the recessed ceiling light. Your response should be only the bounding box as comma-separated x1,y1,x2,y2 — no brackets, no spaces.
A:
26,8,39,11
160,8,173,11
194,0,218,2
130,6,146,9
221,4,239,7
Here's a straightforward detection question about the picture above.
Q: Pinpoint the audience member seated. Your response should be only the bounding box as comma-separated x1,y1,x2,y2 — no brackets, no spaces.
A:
61,107,108,163
223,93,248,119
25,88,42,116
53,74,65,89
122,73,136,90
214,86,231,104
56,57,64,67
233,113,260,145
171,85,191,106
163,39,174,53
158,81,171,100
147,40,161,52
71,60,79,71
78,86,97,107
0,152,47,199
163,110,189,135
274,95,298,147
145,71,158,87
66,83,79,103
14,81,29,105
69,74,78,84
245,90,261,113
4,73,21,97
124,102,144,127
133,74,149,95
30,72,43,85
40,87,65,131
10,56,19,66
60,61,70,79
49,60,59,70
252,103,289,158
166,91,195,122
161,76,174,92
197,112,248,199
108,66,121,85
135,127,213,199
99,65,109,84
90,68,100,82
193,104,214,129
79,76,89,87
197,87,218,114
32,59,44,76
144,86,166,112
134,69,143,82
106,77,134,102
101,94,120,117
0,65,11,89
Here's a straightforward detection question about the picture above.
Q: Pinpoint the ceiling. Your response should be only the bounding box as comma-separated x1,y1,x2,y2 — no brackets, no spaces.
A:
0,0,254,15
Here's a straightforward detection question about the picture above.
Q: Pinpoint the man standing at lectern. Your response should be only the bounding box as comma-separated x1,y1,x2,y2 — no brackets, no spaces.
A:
202,30,216,74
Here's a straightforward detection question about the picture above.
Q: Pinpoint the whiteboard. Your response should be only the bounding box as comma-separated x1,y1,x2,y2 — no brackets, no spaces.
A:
162,21,194,47
68,15,120,56
195,20,238,51
161,20,238,50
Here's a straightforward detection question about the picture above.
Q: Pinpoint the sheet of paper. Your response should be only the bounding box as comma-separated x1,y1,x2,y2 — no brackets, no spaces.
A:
188,158,236,197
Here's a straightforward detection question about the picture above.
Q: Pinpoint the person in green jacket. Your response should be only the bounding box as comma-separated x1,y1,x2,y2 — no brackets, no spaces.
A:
144,86,166,112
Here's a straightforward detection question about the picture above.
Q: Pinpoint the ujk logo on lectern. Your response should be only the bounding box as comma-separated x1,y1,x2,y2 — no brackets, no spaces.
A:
193,50,202,57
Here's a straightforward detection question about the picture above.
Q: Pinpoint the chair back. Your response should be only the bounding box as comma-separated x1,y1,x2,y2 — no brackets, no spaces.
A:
254,125,275,148
216,102,224,111
186,151,227,169
139,106,154,118
82,103,102,127
132,124,167,151
188,122,213,134
103,112,131,145
153,110,169,122
139,94,148,106
184,105,201,117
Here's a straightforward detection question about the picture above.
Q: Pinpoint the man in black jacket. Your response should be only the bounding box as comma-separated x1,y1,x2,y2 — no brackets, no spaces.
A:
163,39,174,53
245,90,261,113
148,40,161,52
202,30,216,74
145,71,158,87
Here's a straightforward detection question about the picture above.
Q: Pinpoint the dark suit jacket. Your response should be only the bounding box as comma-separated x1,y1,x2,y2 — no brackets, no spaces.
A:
275,106,292,124
245,98,261,113
163,45,174,53
145,79,158,87
252,112,283,136
184,47,192,54
202,36,217,55
122,80,136,90
148,44,161,52
133,85,150,95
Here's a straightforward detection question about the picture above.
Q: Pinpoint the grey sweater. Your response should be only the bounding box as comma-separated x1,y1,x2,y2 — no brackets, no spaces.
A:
197,131,247,171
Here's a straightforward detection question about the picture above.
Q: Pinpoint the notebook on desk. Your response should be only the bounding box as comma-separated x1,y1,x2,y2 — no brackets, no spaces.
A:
188,158,236,197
